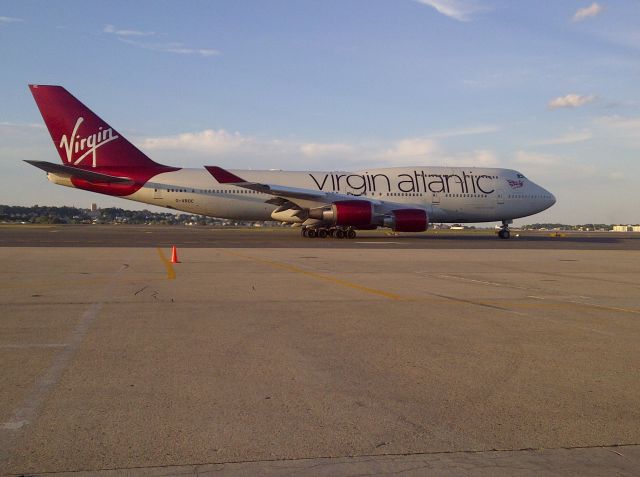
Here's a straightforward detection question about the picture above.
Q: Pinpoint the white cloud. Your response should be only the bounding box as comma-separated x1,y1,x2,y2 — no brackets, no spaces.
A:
143,130,360,165
300,143,354,157
0,121,44,129
118,38,219,57
379,138,498,167
0,16,23,24
572,2,603,22
414,0,486,21
104,25,219,57
594,115,640,146
141,129,255,154
515,150,598,178
548,94,595,109
383,138,439,159
515,150,558,166
595,115,640,133
104,24,155,37
531,130,592,146
458,149,499,167
0,122,46,153
0,122,51,166
163,46,219,56
597,30,640,51
140,129,360,169
136,127,503,171
428,124,500,139
511,150,631,224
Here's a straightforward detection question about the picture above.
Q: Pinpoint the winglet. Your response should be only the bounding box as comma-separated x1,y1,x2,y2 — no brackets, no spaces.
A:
204,166,246,183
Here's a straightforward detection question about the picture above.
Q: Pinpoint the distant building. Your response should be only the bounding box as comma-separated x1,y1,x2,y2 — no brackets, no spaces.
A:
88,203,99,219
613,225,632,232
633,225,640,233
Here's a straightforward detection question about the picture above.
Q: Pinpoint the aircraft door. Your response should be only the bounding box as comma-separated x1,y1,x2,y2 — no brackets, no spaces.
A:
496,188,505,205
154,187,163,199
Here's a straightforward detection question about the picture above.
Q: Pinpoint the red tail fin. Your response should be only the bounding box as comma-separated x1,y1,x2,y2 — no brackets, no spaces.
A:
29,85,178,197
29,85,169,172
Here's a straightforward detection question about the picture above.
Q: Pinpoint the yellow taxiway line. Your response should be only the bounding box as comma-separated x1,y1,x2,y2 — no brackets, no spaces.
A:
156,247,176,280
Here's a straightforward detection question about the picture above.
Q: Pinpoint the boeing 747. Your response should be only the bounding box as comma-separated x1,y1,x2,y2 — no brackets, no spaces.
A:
26,85,555,239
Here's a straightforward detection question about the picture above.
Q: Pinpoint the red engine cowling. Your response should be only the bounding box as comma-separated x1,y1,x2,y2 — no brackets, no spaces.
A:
332,200,373,227
388,209,428,232
309,200,374,227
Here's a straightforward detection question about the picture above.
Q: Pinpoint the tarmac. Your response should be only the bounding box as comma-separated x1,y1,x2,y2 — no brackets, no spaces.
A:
1,225,640,475
1,224,640,250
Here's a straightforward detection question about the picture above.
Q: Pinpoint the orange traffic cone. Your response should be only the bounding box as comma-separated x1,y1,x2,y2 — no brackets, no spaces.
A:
170,245,180,263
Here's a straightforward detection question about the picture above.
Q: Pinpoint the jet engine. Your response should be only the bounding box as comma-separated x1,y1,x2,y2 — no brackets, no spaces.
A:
308,201,428,232
383,209,428,232
308,200,373,227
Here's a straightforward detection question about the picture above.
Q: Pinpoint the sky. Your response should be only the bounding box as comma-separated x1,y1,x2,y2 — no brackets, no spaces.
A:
1,0,639,224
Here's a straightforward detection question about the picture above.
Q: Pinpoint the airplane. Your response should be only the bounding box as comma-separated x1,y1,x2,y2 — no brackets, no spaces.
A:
26,85,556,239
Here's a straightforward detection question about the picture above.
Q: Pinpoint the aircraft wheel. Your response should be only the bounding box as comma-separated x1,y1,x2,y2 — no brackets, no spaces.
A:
318,229,328,238
301,228,308,237
347,229,357,239
307,229,317,238
498,229,510,239
335,229,344,239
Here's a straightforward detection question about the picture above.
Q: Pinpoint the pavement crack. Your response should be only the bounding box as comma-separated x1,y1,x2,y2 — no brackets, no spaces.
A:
24,443,639,475
134,285,148,295
428,292,513,312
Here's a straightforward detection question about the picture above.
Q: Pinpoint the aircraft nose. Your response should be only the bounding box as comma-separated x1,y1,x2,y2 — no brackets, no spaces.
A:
541,187,556,208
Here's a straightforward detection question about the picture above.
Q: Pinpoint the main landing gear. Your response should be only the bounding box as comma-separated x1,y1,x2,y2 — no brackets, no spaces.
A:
301,226,357,239
498,220,511,239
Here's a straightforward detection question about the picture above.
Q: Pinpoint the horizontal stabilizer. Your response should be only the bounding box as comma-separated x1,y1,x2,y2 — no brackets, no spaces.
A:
24,160,134,184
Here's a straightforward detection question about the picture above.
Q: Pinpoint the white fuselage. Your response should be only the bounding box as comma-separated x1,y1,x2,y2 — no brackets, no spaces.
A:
29,85,556,229
50,166,556,224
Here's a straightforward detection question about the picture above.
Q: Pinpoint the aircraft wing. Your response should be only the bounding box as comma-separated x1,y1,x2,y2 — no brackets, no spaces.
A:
24,160,135,184
204,166,381,206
